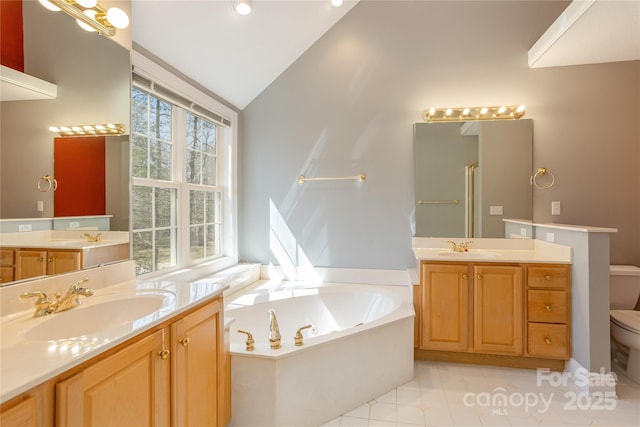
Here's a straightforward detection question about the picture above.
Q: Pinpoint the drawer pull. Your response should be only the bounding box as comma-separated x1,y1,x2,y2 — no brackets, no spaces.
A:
545,305,552,311
545,338,552,345
462,273,468,279
158,349,170,360
179,337,190,347
477,274,482,280
545,275,552,281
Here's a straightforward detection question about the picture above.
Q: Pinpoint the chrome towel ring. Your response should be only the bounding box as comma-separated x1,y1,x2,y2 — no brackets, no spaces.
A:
37,175,58,192
530,167,555,190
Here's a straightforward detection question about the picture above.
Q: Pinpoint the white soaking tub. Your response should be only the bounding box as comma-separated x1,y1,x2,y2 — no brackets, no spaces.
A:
225,281,415,427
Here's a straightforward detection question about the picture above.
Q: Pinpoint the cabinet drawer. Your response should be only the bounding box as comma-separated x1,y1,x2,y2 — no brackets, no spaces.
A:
528,290,567,324
0,249,14,267
528,266,569,289
528,323,569,359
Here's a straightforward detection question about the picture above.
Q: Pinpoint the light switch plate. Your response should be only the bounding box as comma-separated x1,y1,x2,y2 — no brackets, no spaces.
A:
551,201,561,215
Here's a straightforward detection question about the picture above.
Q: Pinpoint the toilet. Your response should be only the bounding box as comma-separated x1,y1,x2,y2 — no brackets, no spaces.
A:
609,265,640,383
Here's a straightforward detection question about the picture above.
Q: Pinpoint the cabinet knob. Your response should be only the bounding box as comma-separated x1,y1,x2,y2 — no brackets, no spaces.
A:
545,275,552,281
545,305,552,311
179,337,190,347
158,349,170,360
48,258,53,263
476,274,482,280
462,273,468,279
545,338,552,345
37,257,44,263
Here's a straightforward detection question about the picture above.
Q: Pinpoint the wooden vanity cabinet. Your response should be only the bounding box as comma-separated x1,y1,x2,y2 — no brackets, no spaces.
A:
14,249,81,280
473,265,523,355
56,329,170,426
0,248,14,283
171,298,228,427
419,263,471,351
415,261,571,368
526,265,571,359
1,297,229,427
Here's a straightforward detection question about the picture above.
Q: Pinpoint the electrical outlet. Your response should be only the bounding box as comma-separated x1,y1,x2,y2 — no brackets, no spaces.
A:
551,201,561,215
489,205,503,215
69,221,80,228
520,227,527,236
37,201,44,212
546,232,555,243
18,224,32,232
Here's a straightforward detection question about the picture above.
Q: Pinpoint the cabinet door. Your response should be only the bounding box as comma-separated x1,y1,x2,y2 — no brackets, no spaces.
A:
46,250,81,275
473,265,523,354
56,329,170,427
420,263,471,351
171,298,224,427
0,396,37,427
15,250,47,280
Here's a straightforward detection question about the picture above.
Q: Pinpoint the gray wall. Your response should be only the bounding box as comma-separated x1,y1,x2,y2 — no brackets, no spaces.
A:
240,1,640,270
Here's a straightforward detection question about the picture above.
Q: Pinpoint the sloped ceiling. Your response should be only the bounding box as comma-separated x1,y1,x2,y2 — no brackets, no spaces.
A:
132,0,359,110
528,0,640,68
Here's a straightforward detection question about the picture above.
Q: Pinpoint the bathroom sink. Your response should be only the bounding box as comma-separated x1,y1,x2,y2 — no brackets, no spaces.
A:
21,290,175,342
437,250,500,259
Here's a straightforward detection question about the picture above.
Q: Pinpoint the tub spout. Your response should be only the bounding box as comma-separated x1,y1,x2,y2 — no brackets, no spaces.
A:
268,309,281,349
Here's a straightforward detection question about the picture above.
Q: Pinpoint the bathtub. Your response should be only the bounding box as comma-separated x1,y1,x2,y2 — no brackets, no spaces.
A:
225,280,415,427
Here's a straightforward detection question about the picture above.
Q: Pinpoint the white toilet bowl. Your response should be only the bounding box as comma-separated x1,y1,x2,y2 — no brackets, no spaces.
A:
610,310,640,383
609,265,640,383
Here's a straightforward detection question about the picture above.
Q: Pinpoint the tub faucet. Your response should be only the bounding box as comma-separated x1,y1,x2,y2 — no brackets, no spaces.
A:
54,278,94,313
268,309,281,349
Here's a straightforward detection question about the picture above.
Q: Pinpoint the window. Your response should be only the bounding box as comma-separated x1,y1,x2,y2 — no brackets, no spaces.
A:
130,83,231,277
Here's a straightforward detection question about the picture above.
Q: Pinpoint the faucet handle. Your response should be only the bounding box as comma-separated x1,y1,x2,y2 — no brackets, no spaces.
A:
294,324,313,346
20,291,51,305
237,330,255,351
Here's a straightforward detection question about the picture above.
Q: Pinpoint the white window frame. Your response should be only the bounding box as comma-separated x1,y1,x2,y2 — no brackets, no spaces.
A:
131,51,238,279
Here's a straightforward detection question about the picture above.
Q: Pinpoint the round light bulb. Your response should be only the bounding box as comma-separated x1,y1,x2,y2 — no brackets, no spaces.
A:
106,7,129,29
331,0,344,7
38,0,61,12
233,0,252,15
49,126,60,132
77,9,97,32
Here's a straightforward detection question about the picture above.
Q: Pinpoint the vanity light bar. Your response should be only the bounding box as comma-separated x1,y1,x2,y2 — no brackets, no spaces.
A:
423,105,525,122
49,123,126,137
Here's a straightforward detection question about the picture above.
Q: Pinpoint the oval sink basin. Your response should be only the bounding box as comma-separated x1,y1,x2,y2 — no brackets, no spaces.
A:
22,291,175,342
437,250,500,259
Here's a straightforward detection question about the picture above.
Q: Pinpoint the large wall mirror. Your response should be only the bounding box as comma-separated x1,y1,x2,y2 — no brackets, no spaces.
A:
414,119,533,238
0,1,131,286
0,1,131,229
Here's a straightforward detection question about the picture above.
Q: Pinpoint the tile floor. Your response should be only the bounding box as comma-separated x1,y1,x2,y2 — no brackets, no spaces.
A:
321,360,640,427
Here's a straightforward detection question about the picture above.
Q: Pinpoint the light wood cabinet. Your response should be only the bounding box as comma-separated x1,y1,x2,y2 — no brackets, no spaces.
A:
473,265,523,355
0,248,14,284
419,263,470,351
526,265,571,359
15,249,81,280
415,260,571,369
56,330,170,426
171,298,226,427
2,297,229,427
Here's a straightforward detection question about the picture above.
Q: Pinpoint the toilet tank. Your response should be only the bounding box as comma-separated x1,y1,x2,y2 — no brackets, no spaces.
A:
610,265,640,310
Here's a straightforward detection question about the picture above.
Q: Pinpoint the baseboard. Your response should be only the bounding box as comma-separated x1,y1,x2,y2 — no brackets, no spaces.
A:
414,348,566,371
565,358,618,397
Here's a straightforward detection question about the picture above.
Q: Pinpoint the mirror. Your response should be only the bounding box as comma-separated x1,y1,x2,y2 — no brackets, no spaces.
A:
414,119,533,238
0,1,131,286
0,0,130,228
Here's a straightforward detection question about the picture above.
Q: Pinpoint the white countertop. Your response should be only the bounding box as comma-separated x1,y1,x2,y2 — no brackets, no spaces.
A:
0,274,227,403
0,230,129,250
412,237,572,264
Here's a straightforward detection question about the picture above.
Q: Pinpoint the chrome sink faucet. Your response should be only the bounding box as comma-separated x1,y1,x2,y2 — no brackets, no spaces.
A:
55,278,94,313
82,232,102,242
20,278,93,318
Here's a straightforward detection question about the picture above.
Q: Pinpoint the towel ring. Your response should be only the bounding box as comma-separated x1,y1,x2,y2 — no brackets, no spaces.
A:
530,167,555,190
37,175,58,192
